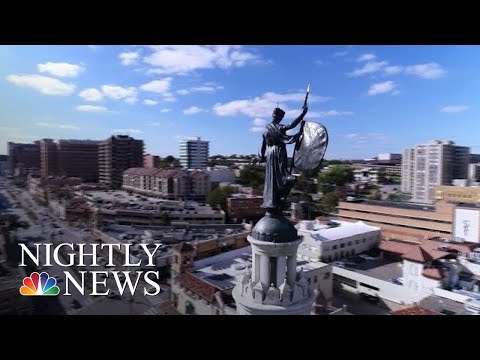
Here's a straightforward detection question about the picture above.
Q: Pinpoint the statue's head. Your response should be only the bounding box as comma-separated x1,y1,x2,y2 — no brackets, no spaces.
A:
272,107,285,123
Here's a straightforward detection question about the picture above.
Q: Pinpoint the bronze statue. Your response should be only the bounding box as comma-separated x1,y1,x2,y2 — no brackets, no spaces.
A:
259,106,308,212
255,84,328,214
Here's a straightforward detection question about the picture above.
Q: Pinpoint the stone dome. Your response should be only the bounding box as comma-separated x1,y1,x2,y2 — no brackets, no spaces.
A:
250,214,300,243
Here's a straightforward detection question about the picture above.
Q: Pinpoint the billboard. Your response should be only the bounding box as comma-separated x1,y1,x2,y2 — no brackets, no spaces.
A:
454,208,480,243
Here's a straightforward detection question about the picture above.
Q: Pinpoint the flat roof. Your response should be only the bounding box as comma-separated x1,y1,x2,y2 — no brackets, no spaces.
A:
82,190,219,214
346,258,403,282
342,199,436,212
192,246,330,291
418,295,470,315
296,220,380,242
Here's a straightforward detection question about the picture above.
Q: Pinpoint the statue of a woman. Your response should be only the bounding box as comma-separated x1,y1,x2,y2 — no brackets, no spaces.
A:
259,105,308,212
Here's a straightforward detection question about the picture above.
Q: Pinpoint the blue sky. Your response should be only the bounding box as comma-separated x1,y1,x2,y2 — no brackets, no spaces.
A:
1,45,479,159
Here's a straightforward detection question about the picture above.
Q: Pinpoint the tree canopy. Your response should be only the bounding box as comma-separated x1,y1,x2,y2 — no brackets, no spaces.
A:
317,165,354,193
206,186,236,211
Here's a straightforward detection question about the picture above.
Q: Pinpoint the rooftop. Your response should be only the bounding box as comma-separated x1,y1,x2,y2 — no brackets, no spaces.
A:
342,199,436,212
81,190,218,214
190,246,330,292
380,238,477,263
296,220,380,242
391,305,441,315
348,259,403,282
418,295,470,315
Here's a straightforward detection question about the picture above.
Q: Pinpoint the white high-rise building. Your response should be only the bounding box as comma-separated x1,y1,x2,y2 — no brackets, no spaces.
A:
401,140,470,203
179,137,209,169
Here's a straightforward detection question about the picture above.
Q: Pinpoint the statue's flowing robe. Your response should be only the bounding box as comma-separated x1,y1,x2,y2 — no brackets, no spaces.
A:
262,123,301,209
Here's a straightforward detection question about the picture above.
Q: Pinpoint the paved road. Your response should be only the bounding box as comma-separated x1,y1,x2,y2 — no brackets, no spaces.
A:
332,288,390,315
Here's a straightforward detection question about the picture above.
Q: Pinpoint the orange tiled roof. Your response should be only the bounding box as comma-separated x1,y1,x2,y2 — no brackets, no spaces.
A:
422,268,443,280
391,305,441,315
177,272,218,302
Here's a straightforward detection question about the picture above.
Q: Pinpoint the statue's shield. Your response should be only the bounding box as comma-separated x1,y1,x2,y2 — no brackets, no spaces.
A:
293,121,328,171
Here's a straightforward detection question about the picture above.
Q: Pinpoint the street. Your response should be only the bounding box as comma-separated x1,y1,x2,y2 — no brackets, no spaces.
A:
332,288,390,315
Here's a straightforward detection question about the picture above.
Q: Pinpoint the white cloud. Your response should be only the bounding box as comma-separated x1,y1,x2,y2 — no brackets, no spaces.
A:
160,108,171,113
314,60,326,66
79,88,103,102
125,97,138,105
333,51,348,57
348,61,388,77
163,96,176,102
344,133,359,139
344,132,388,144
357,53,376,62
183,106,207,115
140,78,172,94
253,118,266,126
144,99,158,106
441,105,469,113
101,85,137,103
317,110,353,117
405,63,446,79
151,122,161,126
37,62,84,78
112,128,144,134
384,66,404,75
250,118,267,132
367,81,397,96
213,91,332,118
119,51,140,66
6,74,75,95
87,45,98,50
75,105,108,112
348,57,446,79
144,45,261,74
36,122,80,130
176,84,224,95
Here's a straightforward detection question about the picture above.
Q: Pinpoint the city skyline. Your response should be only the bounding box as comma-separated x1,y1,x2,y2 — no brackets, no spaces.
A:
1,45,480,158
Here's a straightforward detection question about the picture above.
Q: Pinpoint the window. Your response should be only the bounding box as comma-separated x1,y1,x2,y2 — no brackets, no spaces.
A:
359,282,379,291
332,245,338,250
314,276,318,283
355,240,360,245
362,238,366,243
347,241,352,246
340,244,345,248
324,272,330,279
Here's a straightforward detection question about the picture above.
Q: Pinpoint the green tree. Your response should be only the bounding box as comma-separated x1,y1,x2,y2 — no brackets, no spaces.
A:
368,189,382,200
293,171,318,194
319,190,342,213
206,186,236,211
317,165,354,193
238,166,265,190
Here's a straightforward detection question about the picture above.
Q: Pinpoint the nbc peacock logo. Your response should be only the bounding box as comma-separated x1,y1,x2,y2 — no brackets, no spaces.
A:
20,272,60,296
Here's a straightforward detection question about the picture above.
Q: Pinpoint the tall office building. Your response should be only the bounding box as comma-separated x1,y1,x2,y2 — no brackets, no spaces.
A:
179,137,209,169
401,148,415,194
401,140,470,203
58,140,100,182
8,141,40,173
98,135,144,189
40,139,59,178
39,139,100,182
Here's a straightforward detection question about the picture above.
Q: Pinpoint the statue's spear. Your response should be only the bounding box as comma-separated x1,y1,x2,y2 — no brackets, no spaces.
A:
303,82,310,109
289,83,310,173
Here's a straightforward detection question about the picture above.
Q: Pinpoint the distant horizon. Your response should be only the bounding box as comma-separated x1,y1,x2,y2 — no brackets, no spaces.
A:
2,45,480,158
